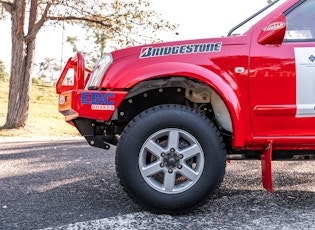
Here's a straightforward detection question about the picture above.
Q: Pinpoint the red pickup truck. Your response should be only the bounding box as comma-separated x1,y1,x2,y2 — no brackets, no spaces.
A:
56,0,315,213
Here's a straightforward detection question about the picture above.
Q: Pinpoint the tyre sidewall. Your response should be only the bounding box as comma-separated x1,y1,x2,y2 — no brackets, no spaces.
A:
116,105,226,212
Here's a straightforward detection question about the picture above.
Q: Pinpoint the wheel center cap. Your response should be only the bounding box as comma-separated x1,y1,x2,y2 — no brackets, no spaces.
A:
163,152,180,168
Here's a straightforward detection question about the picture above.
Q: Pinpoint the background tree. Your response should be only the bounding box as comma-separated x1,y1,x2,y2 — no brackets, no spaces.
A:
66,32,112,67
36,57,61,83
0,0,176,129
66,36,80,54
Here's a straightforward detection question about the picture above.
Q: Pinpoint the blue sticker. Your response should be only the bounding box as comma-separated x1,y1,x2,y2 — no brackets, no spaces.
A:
81,92,115,105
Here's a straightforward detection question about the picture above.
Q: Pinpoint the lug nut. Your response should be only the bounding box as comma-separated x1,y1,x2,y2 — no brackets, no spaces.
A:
161,152,165,157
177,164,182,169
170,148,175,152
168,169,173,174
160,163,164,168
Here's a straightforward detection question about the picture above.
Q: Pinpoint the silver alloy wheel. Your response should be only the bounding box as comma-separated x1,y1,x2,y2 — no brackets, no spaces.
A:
138,128,205,194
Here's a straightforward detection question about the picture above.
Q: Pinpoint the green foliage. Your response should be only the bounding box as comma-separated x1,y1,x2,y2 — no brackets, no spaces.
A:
37,0,177,48
77,0,177,46
0,60,8,80
32,77,42,85
35,57,61,83
63,1,178,66
66,36,80,53
66,33,108,67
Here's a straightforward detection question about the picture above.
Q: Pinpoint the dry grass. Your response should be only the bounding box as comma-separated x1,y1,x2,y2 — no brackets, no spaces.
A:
0,78,80,139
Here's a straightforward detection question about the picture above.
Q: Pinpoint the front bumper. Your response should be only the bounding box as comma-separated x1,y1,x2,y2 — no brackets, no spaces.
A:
56,53,128,149
58,89,127,122
56,53,127,122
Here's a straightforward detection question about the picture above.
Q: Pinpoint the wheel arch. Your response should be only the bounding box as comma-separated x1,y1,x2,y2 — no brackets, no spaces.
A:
116,63,246,148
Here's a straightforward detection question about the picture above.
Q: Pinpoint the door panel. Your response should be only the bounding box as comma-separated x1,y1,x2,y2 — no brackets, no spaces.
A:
249,0,315,137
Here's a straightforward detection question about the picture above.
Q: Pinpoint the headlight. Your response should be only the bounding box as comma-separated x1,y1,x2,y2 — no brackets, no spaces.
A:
85,54,113,89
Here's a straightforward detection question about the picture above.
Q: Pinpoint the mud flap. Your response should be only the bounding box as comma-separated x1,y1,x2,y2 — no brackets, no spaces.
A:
261,142,274,193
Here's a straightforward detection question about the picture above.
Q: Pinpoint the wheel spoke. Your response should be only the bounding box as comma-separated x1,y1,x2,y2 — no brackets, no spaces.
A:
163,172,176,192
180,164,199,181
144,140,164,156
167,130,179,149
180,144,201,159
141,161,163,177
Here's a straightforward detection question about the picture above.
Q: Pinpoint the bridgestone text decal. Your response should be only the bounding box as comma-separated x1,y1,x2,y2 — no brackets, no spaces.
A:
140,42,222,59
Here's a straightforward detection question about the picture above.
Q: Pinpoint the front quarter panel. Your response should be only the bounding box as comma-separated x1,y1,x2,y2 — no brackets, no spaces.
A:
100,37,252,147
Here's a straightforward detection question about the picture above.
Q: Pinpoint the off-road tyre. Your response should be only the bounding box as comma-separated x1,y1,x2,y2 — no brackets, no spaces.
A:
115,104,226,214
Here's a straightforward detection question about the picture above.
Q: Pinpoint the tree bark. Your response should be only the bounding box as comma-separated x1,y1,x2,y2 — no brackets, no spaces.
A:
3,0,35,129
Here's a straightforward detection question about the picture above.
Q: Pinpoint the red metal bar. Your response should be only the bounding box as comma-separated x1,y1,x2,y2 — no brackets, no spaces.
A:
261,142,274,193
76,53,85,90
56,57,76,94
56,53,91,94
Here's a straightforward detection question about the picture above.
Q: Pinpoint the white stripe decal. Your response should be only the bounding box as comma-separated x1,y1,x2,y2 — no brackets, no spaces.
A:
294,47,315,117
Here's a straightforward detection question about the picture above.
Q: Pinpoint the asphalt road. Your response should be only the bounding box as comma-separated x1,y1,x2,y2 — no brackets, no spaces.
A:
0,139,314,230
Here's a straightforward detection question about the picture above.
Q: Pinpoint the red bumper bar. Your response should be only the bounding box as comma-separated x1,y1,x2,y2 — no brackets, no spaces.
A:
56,53,91,94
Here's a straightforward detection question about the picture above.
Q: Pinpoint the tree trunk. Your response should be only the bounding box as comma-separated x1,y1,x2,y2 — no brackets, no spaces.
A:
4,40,37,128
3,0,35,129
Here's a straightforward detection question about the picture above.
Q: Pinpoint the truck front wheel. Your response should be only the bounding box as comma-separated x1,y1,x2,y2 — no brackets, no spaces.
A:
115,104,226,213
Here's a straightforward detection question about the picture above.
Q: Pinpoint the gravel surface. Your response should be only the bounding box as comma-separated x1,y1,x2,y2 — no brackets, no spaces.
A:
0,139,314,229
